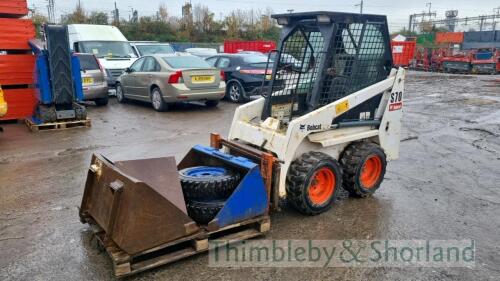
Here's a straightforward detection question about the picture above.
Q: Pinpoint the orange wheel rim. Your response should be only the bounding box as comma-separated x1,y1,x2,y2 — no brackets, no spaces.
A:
360,155,383,189
308,167,335,205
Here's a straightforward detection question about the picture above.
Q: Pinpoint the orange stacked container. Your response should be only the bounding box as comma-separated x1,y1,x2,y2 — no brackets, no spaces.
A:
391,41,416,67
0,0,37,121
0,0,29,18
435,32,464,44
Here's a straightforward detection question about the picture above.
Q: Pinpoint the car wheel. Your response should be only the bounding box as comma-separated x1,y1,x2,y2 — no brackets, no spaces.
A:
151,87,168,112
227,82,244,103
116,83,126,103
205,100,219,107
94,95,109,106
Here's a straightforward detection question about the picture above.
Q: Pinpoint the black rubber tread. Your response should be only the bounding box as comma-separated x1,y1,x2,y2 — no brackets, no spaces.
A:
186,199,225,225
74,103,87,120
179,166,241,200
36,105,57,123
94,95,109,106
45,25,75,105
286,151,343,215
340,142,387,198
205,100,219,107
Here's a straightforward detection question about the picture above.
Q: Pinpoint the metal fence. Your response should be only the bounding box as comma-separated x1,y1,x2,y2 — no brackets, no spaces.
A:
170,42,223,52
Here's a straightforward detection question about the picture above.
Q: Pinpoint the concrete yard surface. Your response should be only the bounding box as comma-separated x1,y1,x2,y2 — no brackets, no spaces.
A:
1,71,500,280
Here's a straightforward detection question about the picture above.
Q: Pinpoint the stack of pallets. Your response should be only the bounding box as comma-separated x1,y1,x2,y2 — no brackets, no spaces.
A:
0,0,37,121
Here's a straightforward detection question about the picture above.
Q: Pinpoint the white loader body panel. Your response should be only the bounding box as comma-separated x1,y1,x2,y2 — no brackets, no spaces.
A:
229,68,406,197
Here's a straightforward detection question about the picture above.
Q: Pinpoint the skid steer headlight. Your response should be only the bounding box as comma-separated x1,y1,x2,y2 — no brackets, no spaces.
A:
316,14,331,24
276,17,289,26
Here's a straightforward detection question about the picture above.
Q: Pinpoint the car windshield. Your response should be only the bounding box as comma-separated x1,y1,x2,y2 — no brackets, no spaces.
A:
77,54,100,71
242,55,271,64
162,56,211,69
242,55,274,68
79,41,137,59
136,44,175,56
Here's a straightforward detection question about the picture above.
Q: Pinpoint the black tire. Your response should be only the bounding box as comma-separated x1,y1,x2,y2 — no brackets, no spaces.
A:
205,100,219,107
226,81,245,103
94,95,109,106
286,152,342,215
179,166,241,200
37,105,57,123
340,142,387,198
74,103,87,120
186,199,225,225
116,83,127,103
151,87,168,112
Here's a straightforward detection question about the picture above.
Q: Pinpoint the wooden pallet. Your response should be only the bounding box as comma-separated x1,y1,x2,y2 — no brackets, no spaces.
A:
25,118,91,132
89,216,271,278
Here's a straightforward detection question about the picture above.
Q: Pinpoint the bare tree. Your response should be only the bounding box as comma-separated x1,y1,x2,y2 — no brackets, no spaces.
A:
88,11,108,25
192,4,215,33
158,3,168,22
61,3,86,24
225,10,246,38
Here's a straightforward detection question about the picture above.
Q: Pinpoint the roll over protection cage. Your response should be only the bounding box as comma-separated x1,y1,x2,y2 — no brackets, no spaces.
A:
262,12,393,124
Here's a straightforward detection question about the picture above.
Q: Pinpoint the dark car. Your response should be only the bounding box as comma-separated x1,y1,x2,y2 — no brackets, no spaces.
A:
205,54,276,102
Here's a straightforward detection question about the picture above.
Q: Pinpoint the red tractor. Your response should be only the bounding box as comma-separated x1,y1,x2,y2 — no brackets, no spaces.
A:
471,48,500,75
413,47,448,72
442,51,473,74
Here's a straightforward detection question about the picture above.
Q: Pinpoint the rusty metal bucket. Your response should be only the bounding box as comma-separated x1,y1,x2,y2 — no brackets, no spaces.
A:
79,154,199,255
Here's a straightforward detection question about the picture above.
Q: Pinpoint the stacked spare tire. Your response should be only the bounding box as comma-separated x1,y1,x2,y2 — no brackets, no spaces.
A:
179,166,241,224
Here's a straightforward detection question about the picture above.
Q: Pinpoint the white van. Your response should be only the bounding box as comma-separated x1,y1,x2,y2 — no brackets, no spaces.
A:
130,41,175,57
68,24,138,89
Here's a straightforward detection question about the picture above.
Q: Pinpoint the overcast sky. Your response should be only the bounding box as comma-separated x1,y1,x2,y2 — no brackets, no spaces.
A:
27,0,500,31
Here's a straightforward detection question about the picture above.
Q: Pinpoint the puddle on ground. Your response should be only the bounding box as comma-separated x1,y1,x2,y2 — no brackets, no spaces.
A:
445,98,498,106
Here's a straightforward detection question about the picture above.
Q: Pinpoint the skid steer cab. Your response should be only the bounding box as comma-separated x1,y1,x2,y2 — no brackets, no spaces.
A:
228,11,405,214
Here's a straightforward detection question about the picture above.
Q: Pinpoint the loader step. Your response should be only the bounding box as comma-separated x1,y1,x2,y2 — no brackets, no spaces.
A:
87,215,270,278
25,117,91,132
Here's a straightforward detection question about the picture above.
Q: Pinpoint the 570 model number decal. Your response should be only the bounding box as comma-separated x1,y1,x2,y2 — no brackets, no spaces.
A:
389,91,403,111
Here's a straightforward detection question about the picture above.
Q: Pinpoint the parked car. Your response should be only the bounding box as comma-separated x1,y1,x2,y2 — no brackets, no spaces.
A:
268,52,303,71
69,24,138,89
116,54,225,111
238,51,264,55
185,48,218,58
205,53,276,102
76,53,109,106
131,42,175,57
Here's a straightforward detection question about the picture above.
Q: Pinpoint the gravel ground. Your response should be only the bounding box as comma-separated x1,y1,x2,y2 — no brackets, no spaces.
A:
0,71,499,280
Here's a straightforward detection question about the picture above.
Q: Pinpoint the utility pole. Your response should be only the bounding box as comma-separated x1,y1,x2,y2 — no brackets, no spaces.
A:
479,16,485,31
408,3,436,32
493,7,500,31
113,2,120,24
287,9,294,14
46,0,55,23
355,0,364,14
